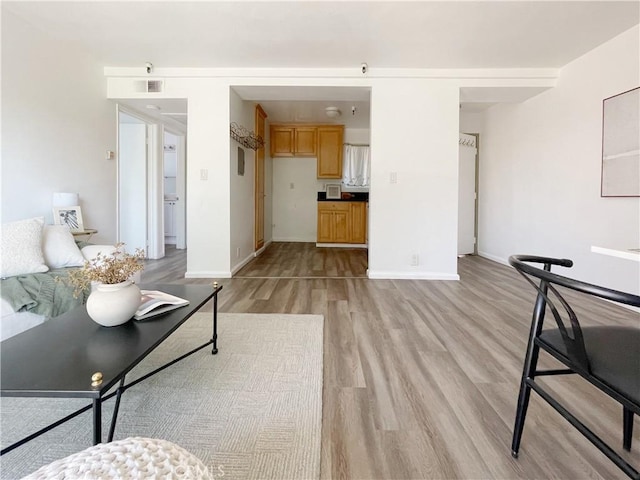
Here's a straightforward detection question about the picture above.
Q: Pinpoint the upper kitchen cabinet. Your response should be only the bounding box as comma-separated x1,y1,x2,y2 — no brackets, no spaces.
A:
270,125,317,157
317,126,344,179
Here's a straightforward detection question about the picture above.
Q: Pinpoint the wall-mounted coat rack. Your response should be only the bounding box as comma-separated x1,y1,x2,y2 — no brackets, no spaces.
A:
458,136,476,148
230,122,264,151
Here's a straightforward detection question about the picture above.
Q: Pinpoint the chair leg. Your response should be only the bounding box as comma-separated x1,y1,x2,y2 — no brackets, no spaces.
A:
512,341,542,458
512,379,533,457
513,291,547,459
623,407,634,451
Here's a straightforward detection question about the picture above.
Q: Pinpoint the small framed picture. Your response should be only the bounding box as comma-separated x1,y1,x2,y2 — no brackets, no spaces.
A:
53,206,84,232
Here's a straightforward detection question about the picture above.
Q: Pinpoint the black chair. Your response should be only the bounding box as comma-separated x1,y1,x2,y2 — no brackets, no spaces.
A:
509,255,640,479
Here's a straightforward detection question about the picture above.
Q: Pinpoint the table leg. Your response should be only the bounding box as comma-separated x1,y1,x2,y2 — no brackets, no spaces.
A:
108,377,126,442
212,292,218,355
92,398,102,445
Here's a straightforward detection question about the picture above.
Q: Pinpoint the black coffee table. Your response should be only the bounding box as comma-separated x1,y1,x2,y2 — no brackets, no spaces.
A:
0,283,222,455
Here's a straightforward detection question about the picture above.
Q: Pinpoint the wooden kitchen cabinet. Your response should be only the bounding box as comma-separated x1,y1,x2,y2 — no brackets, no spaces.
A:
317,201,367,244
294,127,317,156
270,125,317,157
317,126,344,179
350,202,367,244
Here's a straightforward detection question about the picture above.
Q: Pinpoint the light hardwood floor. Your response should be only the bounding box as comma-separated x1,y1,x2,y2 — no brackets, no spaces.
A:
142,243,639,479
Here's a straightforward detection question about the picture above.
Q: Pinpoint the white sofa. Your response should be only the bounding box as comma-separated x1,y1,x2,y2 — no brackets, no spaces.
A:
0,217,117,341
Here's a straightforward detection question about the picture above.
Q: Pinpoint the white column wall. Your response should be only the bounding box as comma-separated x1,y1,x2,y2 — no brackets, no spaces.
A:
368,79,460,279
184,82,231,277
478,25,640,294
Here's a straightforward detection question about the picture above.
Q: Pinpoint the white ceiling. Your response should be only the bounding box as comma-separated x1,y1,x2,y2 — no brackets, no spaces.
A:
7,1,638,126
6,1,638,69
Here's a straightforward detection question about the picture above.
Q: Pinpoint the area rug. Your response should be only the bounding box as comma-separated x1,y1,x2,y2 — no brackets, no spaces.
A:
0,312,324,479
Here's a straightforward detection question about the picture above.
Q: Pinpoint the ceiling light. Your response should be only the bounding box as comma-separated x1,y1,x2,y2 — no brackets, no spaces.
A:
146,104,161,110
325,106,341,118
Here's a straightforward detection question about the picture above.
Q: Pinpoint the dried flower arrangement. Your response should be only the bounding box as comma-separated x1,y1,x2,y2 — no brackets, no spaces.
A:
65,243,145,297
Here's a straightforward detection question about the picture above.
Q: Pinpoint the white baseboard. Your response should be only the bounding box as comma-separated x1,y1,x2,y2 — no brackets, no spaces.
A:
316,243,368,248
254,240,272,257
231,253,255,276
272,237,315,242
477,251,510,267
367,270,460,280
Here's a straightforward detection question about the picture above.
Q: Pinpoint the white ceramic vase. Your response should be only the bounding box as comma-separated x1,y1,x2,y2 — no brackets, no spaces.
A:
86,280,141,327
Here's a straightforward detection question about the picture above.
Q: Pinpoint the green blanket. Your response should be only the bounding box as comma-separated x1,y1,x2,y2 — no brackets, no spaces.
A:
1,269,89,318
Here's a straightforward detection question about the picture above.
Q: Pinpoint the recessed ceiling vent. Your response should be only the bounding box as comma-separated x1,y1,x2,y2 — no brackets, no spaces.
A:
146,80,163,93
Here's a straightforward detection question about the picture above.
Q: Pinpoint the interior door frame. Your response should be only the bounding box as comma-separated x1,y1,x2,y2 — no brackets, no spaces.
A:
457,132,479,256
116,106,148,254
163,127,187,250
472,133,479,255
254,104,267,252
116,104,163,258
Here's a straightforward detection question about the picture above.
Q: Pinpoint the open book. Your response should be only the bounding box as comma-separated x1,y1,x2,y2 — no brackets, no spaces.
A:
134,290,189,320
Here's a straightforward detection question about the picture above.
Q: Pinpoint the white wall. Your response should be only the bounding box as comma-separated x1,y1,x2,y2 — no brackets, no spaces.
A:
181,82,231,277
368,80,460,279
344,128,370,145
460,112,484,135
1,10,117,243
229,90,256,272
478,25,640,294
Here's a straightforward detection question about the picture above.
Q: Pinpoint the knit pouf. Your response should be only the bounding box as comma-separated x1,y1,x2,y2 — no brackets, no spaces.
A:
23,437,213,479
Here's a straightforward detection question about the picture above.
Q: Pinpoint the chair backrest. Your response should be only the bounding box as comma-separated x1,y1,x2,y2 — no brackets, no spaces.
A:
509,255,640,373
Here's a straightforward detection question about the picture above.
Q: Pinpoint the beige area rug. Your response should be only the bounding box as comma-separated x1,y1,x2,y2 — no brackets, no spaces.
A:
0,312,324,479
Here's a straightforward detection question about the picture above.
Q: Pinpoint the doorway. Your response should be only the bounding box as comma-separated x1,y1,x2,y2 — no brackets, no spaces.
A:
163,130,187,250
458,133,478,255
117,103,187,258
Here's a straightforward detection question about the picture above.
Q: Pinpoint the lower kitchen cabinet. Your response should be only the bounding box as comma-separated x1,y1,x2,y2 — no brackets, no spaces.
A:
317,201,367,244
350,202,367,244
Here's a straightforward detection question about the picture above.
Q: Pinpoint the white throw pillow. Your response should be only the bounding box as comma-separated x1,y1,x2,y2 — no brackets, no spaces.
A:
0,217,49,278
42,225,86,269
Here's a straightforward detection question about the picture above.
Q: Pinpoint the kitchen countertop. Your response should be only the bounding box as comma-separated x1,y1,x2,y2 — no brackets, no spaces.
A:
317,191,369,202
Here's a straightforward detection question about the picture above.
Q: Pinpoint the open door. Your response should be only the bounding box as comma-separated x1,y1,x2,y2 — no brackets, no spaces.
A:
458,133,477,255
118,111,147,254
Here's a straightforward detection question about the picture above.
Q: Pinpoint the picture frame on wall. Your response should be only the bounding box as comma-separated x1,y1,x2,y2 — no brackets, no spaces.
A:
53,206,84,232
601,86,640,197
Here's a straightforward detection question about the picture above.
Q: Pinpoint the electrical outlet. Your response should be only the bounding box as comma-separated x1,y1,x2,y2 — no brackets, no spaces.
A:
390,172,398,184
200,169,208,181
410,254,419,266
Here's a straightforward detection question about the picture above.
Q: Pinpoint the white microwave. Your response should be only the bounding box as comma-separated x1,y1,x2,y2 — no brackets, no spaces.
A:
326,184,341,199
